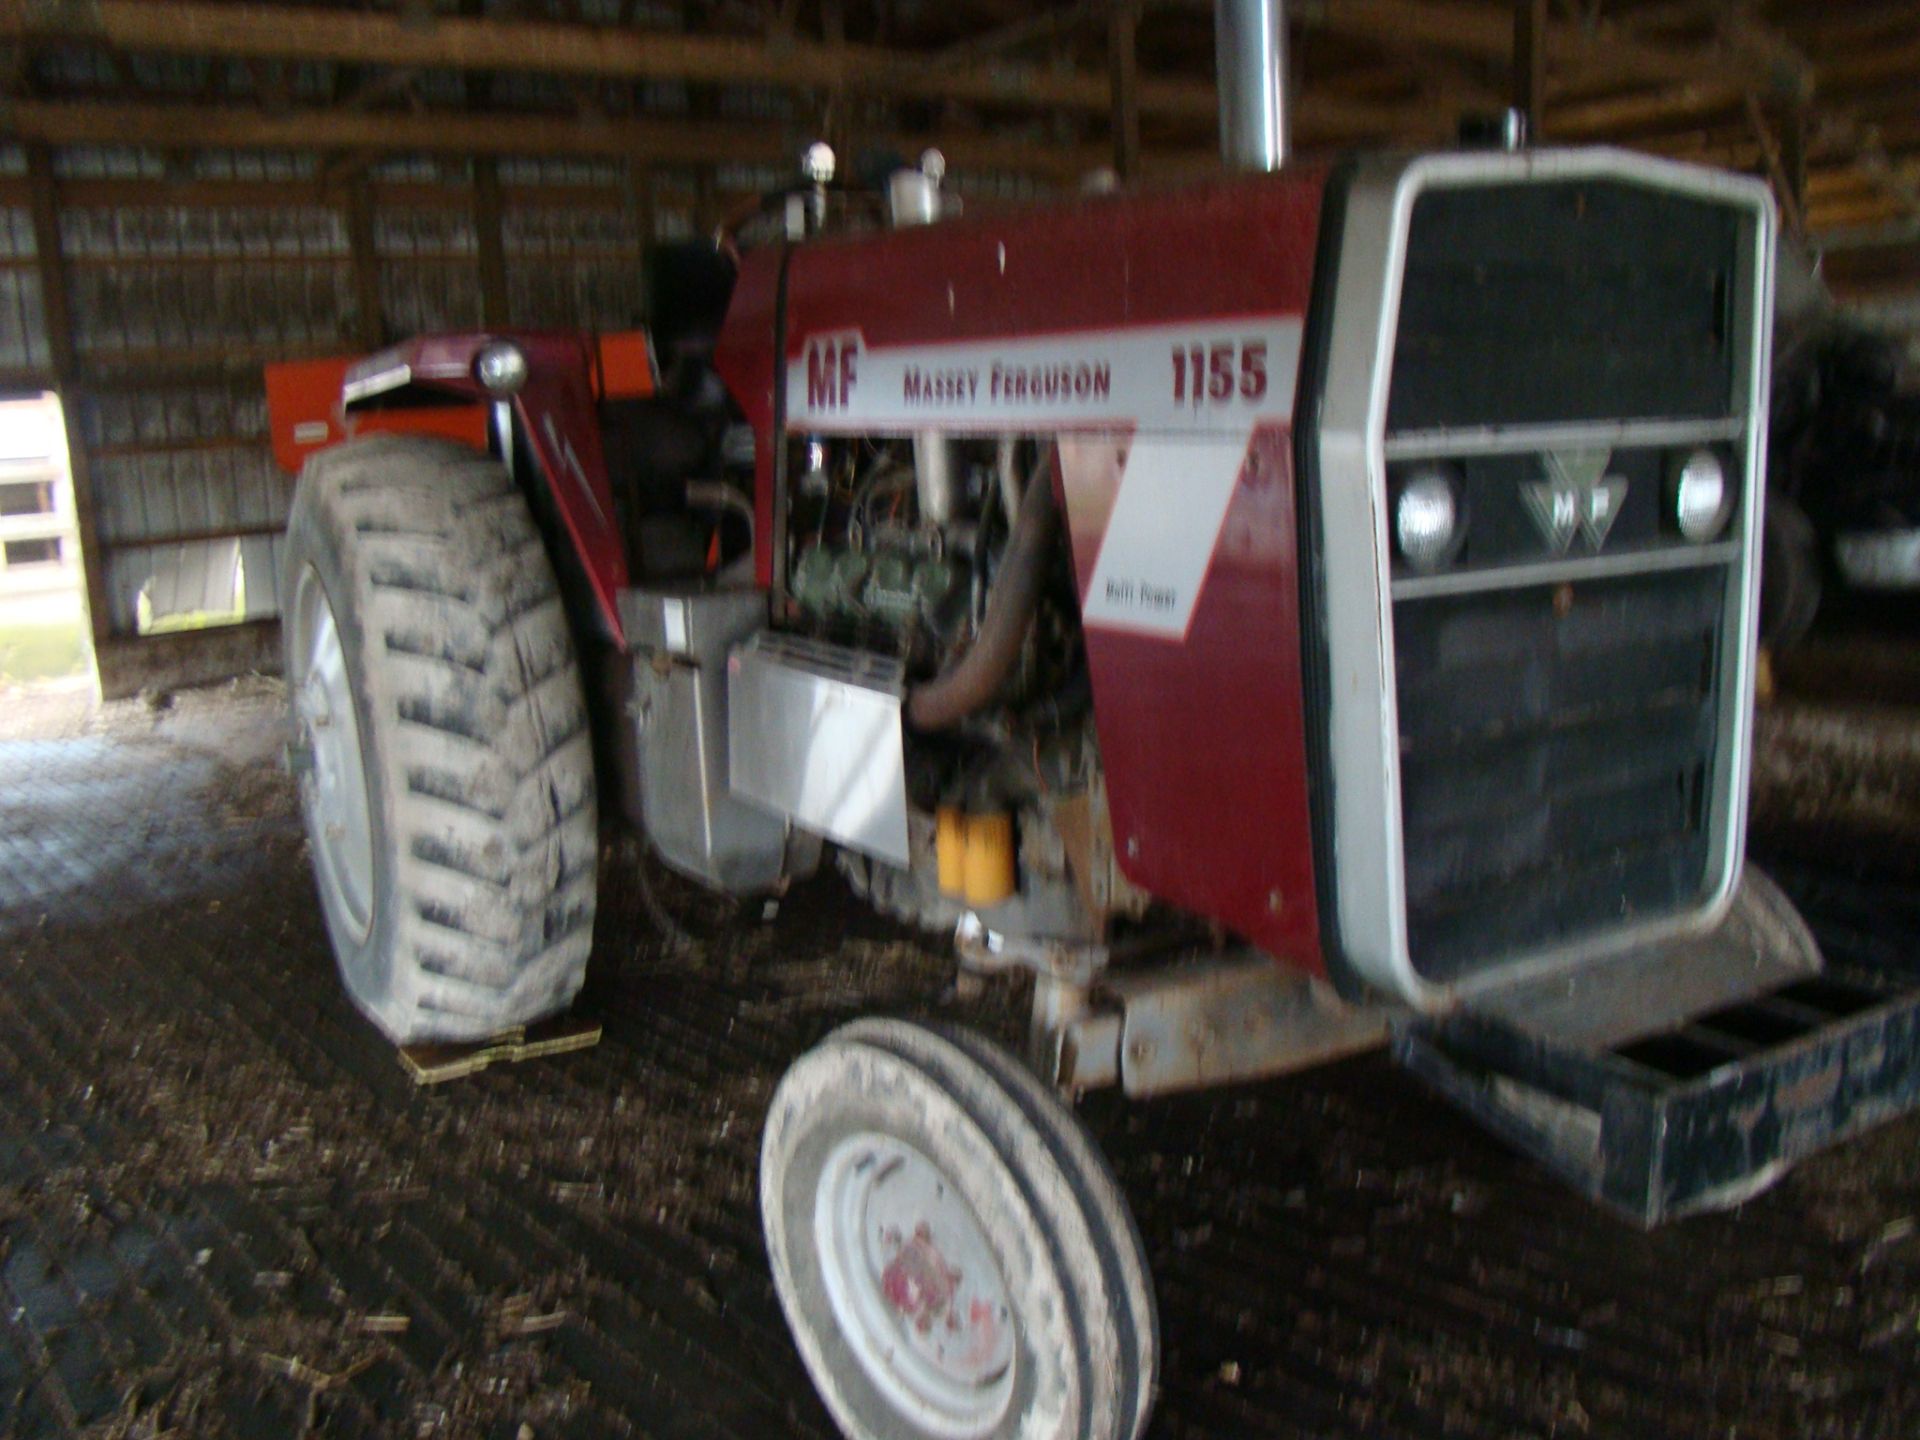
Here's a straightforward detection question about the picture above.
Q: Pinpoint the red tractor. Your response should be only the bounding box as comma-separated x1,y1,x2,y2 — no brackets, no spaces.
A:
267,13,1920,1438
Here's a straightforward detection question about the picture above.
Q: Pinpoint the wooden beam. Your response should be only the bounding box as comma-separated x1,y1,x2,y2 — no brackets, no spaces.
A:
1548,79,1745,139
630,165,658,251
1298,1,1515,64
1513,0,1547,138
473,159,509,329
1808,169,1888,201
1810,35,1920,93
0,97,1129,179
943,4,1094,63
343,176,384,350
0,172,700,213
24,142,114,648
1808,194,1915,234
0,93,1458,176
1780,101,1808,220
0,0,1217,123
1821,239,1920,300
94,619,282,701
1743,93,1804,239
1109,2,1141,182
24,147,75,383
1293,0,1794,107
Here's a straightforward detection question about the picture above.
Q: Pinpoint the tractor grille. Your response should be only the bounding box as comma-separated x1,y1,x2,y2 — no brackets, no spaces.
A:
1394,567,1728,980
1380,177,1752,982
1388,180,1740,432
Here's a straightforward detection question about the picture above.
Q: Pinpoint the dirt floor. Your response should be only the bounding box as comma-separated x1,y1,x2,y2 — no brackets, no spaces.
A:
0,669,1918,1440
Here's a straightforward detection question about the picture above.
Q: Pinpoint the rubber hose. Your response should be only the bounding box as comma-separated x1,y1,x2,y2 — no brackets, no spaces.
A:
906,452,1059,731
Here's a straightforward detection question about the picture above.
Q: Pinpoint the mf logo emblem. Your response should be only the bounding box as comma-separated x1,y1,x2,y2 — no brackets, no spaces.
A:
1524,448,1627,553
803,332,861,412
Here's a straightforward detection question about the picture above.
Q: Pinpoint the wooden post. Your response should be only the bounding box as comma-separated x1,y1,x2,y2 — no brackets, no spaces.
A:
1780,103,1809,234
631,163,657,249
473,157,510,329
630,162,656,325
25,142,114,649
1743,93,1807,240
1513,0,1548,140
1110,1,1141,182
694,166,716,239
344,175,384,349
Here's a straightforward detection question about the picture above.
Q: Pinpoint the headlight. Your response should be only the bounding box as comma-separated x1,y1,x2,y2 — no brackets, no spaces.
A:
1393,466,1465,572
1670,448,1732,543
474,341,528,396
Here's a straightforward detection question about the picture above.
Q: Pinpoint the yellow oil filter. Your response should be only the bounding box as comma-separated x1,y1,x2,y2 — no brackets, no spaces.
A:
961,811,1016,907
935,806,968,897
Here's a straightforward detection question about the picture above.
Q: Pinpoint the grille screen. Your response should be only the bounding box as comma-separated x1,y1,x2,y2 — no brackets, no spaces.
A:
1394,568,1726,980
1388,181,1741,432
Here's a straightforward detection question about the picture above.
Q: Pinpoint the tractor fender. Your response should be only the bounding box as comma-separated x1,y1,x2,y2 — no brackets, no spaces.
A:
345,332,633,643
268,331,660,647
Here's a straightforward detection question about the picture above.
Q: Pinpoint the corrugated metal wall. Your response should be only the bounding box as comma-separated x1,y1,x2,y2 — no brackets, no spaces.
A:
18,146,688,697
0,148,54,377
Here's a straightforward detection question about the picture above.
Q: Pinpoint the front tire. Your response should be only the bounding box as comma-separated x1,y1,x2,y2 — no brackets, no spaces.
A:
762,1020,1156,1440
282,435,598,1044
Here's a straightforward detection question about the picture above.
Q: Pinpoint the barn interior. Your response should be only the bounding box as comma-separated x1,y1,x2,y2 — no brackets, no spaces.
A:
0,3,1918,1438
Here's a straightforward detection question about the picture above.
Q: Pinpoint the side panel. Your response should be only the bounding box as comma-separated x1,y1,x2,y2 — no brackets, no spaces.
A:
711,250,783,591
1064,422,1322,970
716,172,1329,968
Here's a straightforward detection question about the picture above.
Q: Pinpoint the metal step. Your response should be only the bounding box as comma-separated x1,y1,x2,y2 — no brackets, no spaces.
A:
1393,868,1920,1225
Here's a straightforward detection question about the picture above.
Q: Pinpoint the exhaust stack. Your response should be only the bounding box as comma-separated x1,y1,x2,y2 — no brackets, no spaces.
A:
1216,0,1289,171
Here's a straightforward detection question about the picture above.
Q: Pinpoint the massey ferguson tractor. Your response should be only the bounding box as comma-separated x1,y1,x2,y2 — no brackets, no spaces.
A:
266,5,1920,1437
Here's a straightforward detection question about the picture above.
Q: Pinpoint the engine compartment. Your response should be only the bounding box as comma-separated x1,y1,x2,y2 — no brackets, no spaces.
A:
770,429,1133,942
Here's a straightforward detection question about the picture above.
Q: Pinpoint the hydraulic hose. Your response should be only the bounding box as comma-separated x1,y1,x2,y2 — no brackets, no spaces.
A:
906,448,1059,731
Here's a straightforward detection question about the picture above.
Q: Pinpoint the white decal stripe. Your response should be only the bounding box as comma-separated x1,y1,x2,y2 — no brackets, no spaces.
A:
1080,432,1250,639
789,317,1303,435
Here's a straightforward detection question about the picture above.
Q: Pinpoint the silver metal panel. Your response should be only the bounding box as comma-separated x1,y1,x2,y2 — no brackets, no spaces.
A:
618,585,767,658
1383,415,1743,462
727,632,911,866
1099,955,1389,1098
1462,868,1822,1049
624,586,790,893
1389,539,1738,602
342,350,413,405
1313,148,1777,1010
1214,0,1289,172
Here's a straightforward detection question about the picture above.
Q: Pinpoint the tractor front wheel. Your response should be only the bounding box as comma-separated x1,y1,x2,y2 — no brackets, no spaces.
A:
282,435,598,1045
761,1019,1157,1440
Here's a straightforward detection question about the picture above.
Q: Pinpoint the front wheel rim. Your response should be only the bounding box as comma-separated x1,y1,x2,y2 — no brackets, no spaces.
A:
813,1132,1017,1439
292,563,376,945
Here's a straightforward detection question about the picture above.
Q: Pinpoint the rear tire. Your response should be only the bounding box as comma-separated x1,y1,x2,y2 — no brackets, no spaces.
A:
762,1020,1155,1440
283,435,598,1044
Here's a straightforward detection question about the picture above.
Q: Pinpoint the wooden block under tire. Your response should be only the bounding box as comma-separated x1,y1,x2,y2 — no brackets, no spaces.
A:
399,1015,602,1085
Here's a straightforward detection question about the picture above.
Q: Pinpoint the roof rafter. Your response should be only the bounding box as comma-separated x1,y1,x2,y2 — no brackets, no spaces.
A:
0,0,1220,122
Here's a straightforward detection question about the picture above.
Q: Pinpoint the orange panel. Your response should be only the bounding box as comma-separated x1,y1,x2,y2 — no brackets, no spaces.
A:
264,353,488,475
595,330,657,400
264,356,351,475
268,333,650,476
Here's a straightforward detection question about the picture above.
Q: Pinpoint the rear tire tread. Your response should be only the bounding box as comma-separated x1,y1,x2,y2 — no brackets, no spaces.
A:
285,435,597,1044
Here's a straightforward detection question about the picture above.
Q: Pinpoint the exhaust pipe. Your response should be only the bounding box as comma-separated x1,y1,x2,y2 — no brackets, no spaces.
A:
1216,0,1289,171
